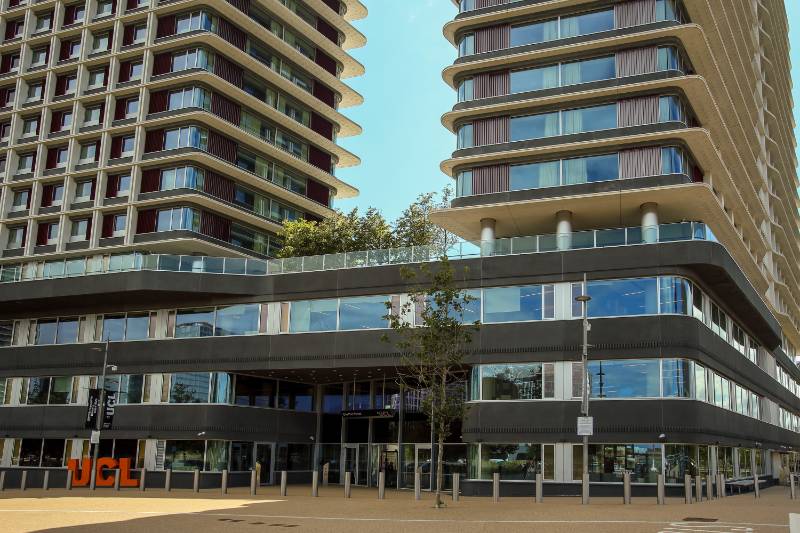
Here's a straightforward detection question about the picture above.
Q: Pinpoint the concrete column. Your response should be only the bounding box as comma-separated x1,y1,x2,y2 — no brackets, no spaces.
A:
556,210,573,251
479,218,496,256
641,203,659,244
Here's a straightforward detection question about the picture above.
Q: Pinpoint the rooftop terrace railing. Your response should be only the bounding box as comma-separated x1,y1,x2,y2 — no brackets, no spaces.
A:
0,222,714,283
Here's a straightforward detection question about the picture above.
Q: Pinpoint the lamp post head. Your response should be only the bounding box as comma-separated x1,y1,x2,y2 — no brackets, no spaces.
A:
575,295,591,303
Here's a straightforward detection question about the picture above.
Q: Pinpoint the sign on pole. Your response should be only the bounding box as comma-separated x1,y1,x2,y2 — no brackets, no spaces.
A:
85,389,117,430
577,416,594,436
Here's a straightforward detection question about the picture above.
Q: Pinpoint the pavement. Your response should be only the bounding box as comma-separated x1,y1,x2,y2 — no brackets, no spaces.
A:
0,484,797,533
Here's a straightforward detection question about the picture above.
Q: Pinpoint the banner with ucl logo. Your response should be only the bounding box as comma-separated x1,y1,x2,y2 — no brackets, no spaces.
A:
85,388,117,430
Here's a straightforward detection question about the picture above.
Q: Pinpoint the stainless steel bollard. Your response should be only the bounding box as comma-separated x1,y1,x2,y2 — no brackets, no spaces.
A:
452,474,459,502
280,470,287,496
250,469,257,496
221,469,228,495
165,469,172,492
754,473,760,499
623,471,631,504
344,472,352,498
706,474,714,500
311,470,318,497
414,471,421,500
43,470,50,491
89,465,96,491
492,472,500,502
66,470,72,491
684,474,692,504
718,475,725,498
193,469,200,493
582,473,590,505
140,468,146,492
20,470,27,491
0,471,5,491
657,474,665,505
378,471,385,500
114,469,120,491
535,473,543,503
695,475,702,502
791,473,797,500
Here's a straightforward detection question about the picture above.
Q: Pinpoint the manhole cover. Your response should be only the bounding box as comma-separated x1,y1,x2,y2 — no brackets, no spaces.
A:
683,518,719,522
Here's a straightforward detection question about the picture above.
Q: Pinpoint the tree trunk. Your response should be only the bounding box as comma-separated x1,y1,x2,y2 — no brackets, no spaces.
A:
434,369,446,508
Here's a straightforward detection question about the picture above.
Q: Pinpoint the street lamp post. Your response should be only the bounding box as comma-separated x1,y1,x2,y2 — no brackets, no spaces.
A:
575,274,592,505
89,339,116,490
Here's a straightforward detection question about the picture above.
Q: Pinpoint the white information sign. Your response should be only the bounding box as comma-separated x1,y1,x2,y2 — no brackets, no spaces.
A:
577,416,594,436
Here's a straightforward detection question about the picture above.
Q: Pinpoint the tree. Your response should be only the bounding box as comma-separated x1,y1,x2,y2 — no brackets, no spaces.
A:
276,186,455,258
383,257,478,508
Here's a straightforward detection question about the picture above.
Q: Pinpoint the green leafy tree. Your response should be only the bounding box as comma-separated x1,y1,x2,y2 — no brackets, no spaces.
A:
383,257,478,508
276,186,455,258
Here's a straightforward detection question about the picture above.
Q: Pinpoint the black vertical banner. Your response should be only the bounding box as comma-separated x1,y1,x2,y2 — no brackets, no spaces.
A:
85,388,100,429
102,391,117,430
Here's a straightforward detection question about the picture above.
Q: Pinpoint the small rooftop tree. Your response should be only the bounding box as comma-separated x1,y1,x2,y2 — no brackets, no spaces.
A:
384,256,478,508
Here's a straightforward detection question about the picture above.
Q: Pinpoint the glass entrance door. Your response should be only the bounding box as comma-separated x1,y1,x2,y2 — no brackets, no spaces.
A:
416,445,432,491
254,442,273,485
343,444,369,486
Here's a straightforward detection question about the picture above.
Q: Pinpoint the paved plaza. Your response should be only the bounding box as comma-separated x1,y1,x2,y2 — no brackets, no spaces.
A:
0,485,797,533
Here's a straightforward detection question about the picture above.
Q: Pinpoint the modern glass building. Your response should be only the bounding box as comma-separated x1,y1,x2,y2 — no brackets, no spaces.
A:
0,0,798,497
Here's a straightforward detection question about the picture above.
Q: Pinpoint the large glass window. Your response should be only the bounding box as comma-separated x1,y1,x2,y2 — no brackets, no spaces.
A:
478,444,552,481
234,375,276,407
278,381,314,411
175,308,215,338
480,364,543,400
560,10,614,38
510,111,559,141
662,359,691,398
483,285,551,323
510,160,561,190
659,277,690,315
289,299,338,332
510,19,558,48
164,440,204,471
214,304,259,336
457,123,474,148
510,65,559,94
26,377,51,404
562,153,619,185
588,359,660,398
118,375,144,404
169,373,211,403
584,444,661,483
693,363,707,402
561,56,615,86
338,296,389,330
561,103,617,135
582,278,659,318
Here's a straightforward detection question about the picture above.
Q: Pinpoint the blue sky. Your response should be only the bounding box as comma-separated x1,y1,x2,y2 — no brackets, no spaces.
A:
336,1,799,220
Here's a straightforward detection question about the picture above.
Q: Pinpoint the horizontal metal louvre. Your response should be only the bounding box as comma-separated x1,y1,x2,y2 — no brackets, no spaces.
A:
476,0,509,8
617,95,659,127
473,116,509,146
619,146,661,178
475,24,510,54
615,0,657,28
473,70,510,99
472,164,509,194
615,46,658,78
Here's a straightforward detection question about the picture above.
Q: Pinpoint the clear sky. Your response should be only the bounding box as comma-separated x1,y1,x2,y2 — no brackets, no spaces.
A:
336,1,799,221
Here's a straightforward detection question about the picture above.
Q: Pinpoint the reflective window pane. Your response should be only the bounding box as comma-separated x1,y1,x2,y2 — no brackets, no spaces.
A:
481,364,543,400
483,285,543,323
215,304,260,336
289,299,338,332
338,296,388,330
588,359,660,398
175,308,215,338
586,278,659,317
169,373,211,403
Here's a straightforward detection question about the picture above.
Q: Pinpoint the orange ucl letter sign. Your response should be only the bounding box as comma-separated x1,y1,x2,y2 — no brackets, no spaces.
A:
67,458,139,487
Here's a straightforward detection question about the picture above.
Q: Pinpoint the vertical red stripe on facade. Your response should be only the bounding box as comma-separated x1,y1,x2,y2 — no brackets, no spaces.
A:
475,24,510,54
45,148,58,169
50,109,63,131
106,174,120,198
315,50,338,76
615,47,658,78
619,147,661,178
59,40,71,61
114,99,126,120
144,129,165,153
306,179,330,206
213,55,243,88
316,19,339,44
312,82,335,108
473,70,510,99
226,0,250,15
151,53,172,76
148,90,168,113
218,18,246,51
210,93,242,126
207,131,237,163
136,209,157,233
471,165,510,195
308,146,332,173
118,61,131,82
41,184,54,207
54,75,67,95
320,0,340,14
101,213,115,238
126,0,141,10
473,116,509,146
156,15,176,38
85,218,92,240
204,172,236,203
200,211,232,241
36,223,49,245
140,169,161,193
310,113,334,140
614,0,656,28
110,136,123,159
122,24,136,46
63,6,76,25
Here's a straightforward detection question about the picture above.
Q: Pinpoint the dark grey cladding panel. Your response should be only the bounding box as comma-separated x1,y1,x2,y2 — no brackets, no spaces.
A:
4,316,797,409
0,404,317,442
450,175,690,209
463,400,800,449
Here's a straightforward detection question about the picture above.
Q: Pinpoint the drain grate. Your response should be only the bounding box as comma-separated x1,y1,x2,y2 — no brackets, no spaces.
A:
683,518,719,522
